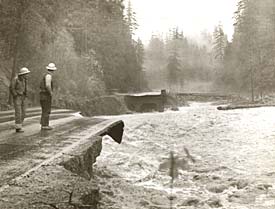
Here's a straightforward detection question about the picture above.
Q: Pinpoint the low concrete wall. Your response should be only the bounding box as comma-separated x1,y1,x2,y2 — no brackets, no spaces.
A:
124,94,165,112
124,90,168,112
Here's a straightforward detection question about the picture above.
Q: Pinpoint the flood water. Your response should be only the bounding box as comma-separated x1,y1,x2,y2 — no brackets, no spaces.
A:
95,102,275,209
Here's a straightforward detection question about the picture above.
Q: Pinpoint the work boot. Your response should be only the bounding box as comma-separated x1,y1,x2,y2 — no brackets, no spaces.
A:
41,126,53,130
15,128,24,133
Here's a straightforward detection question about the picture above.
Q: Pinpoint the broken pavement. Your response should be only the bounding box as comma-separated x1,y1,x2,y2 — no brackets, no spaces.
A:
0,108,124,209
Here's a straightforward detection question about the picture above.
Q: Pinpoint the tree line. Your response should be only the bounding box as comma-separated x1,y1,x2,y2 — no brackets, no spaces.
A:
220,0,275,100
144,28,215,92
145,0,275,100
0,0,145,107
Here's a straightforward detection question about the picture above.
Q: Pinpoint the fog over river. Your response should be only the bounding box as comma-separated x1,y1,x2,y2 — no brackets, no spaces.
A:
95,102,275,209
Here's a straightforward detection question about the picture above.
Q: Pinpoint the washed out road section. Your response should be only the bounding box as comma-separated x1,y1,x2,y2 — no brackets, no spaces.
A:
0,111,105,186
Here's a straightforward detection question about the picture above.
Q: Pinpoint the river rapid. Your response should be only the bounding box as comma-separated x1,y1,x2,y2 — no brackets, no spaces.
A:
94,102,275,209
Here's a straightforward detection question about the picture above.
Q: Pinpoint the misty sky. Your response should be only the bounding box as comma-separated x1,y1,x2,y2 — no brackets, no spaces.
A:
129,0,239,43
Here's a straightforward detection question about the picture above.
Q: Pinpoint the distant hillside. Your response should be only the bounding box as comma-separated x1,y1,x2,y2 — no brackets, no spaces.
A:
0,0,146,110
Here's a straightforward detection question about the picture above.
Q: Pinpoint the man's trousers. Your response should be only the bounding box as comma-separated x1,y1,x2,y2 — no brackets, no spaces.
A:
13,96,26,129
40,93,52,127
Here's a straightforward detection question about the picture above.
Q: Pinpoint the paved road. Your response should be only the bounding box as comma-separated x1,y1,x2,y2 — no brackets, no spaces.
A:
0,108,105,186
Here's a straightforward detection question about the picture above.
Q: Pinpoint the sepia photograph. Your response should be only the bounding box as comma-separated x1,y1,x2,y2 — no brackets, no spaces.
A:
0,0,275,208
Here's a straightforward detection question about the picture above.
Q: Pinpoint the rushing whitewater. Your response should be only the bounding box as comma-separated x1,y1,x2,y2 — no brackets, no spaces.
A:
95,102,275,209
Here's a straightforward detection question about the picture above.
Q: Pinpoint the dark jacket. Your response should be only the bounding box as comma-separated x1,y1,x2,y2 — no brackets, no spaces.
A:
10,76,27,97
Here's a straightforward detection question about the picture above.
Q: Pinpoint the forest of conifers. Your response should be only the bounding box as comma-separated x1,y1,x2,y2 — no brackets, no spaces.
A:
223,0,275,99
0,0,145,108
1,0,275,109
145,0,275,100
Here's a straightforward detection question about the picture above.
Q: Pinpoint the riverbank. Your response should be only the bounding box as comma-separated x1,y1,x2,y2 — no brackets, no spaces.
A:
217,95,275,110
217,103,275,110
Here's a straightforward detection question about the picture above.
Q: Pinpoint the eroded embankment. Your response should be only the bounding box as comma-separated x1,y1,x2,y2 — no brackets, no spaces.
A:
0,108,124,209
53,95,130,116
0,136,102,209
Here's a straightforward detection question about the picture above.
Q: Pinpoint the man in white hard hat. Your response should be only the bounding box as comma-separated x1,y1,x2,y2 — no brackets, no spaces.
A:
10,67,30,133
39,63,57,130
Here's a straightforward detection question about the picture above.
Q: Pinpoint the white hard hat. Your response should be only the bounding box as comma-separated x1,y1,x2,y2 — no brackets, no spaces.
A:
18,67,30,75
46,63,57,71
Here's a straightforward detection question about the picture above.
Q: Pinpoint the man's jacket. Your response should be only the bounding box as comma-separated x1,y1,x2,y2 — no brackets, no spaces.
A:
10,76,27,97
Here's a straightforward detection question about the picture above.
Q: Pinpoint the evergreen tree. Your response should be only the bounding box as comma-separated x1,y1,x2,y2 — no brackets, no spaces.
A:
213,23,227,62
144,29,216,91
167,51,181,91
223,0,275,99
136,38,144,66
144,35,167,89
134,38,147,90
0,0,146,107
125,0,138,37
166,28,183,91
